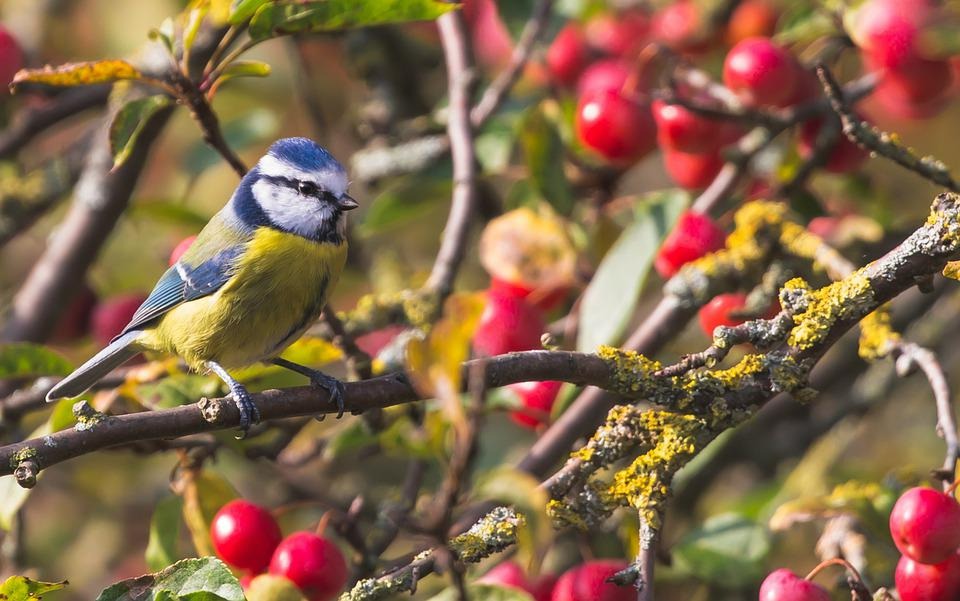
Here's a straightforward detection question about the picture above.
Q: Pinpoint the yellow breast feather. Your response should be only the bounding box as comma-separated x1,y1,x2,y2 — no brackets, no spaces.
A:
140,228,347,370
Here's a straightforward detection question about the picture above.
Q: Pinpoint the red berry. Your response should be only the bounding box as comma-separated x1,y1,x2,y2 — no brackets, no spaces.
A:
354,325,404,357
889,487,960,565
530,573,558,601
211,500,283,573
51,284,97,343
650,0,703,51
851,0,933,71
575,59,632,97
239,572,257,589
547,24,589,88
575,88,656,164
896,552,960,601
479,561,532,591
758,569,830,601
551,560,633,601
698,293,749,336
726,0,778,45
490,276,568,312
0,26,23,90
723,37,798,107
585,10,650,58
462,0,514,68
652,100,727,154
474,290,546,356
664,149,724,190
269,532,348,601
654,211,726,278
91,293,149,346
508,380,563,429
168,235,197,266
797,117,868,174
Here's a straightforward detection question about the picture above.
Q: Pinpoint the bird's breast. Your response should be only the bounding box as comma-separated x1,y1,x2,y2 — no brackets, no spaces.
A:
148,227,347,368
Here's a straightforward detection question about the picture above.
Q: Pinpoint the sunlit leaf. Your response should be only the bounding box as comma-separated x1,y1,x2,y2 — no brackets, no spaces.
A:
149,18,176,54
183,7,209,54
0,576,68,600
11,60,141,90
248,0,458,41
110,95,173,169
216,60,272,84
0,343,72,378
244,574,308,601
96,557,244,601
577,190,688,352
179,471,237,557
519,107,572,215
146,496,184,571
229,0,272,24
405,293,485,434
672,513,770,588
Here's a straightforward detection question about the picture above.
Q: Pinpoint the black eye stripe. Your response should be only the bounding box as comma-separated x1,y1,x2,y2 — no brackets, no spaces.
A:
260,174,334,201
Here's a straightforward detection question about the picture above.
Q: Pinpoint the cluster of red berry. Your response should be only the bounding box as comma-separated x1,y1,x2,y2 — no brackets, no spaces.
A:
211,499,348,601
479,558,636,601
759,485,960,600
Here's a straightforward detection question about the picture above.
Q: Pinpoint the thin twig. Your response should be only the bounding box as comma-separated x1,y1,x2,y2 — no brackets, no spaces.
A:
0,86,109,159
426,11,479,298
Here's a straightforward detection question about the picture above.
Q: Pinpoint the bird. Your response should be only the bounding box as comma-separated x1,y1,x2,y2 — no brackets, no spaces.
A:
46,137,358,432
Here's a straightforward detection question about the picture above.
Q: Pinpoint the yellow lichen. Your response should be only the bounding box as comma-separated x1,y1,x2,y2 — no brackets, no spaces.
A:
787,270,874,350
597,346,662,395
449,506,524,563
858,305,900,361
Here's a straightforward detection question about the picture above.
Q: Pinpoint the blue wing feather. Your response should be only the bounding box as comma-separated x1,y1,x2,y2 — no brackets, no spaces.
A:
118,245,245,337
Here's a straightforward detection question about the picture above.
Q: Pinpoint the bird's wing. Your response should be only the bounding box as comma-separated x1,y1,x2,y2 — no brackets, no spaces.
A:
117,212,252,337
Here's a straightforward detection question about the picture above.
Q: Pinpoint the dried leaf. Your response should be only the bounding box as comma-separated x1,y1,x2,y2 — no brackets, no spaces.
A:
12,60,141,90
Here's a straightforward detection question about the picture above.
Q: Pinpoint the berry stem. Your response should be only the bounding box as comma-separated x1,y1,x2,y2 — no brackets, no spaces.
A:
315,510,332,538
805,557,867,589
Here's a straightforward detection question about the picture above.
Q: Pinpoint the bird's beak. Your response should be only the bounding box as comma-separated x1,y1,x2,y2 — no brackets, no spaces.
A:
338,194,359,211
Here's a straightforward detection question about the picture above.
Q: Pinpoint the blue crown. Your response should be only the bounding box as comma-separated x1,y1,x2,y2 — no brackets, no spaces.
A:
267,137,343,173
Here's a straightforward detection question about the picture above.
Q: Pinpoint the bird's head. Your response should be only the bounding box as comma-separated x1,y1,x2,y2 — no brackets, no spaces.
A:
239,137,358,243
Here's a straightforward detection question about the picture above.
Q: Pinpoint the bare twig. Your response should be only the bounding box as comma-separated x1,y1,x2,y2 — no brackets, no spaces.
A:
426,11,479,299
816,64,960,193
0,86,109,159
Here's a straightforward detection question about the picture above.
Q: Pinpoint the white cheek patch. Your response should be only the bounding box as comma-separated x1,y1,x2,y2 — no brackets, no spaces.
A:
257,154,349,198
253,178,333,238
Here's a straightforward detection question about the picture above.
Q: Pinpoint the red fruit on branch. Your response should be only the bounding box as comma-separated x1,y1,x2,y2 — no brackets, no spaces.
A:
551,560,633,601
650,0,704,51
575,88,656,164
758,569,830,601
91,293,149,346
723,37,799,107
654,211,726,278
585,10,650,58
489,276,568,312
547,24,589,88
889,487,960,565
211,500,283,573
507,380,563,429
51,284,97,343
269,531,348,601
652,100,727,154
698,293,749,336
896,552,960,601
664,149,724,190
797,117,868,174
0,26,23,91
575,59,632,96
474,290,546,356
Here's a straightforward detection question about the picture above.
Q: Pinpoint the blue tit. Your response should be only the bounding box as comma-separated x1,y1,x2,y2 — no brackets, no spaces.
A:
47,137,359,431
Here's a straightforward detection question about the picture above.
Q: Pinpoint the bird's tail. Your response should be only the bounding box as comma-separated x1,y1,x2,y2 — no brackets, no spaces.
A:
46,330,144,402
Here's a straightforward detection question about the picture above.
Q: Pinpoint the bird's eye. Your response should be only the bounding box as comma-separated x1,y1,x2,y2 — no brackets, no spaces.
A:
297,181,319,197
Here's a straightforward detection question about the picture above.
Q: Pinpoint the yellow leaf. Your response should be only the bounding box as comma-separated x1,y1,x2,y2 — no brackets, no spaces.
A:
405,293,484,432
11,60,141,90
177,470,237,557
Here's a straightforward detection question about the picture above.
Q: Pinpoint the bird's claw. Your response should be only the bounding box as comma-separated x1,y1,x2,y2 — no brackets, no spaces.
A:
308,371,345,419
230,385,260,438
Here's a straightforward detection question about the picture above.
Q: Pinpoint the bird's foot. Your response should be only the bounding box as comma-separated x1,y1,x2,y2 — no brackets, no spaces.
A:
230,383,261,437
307,370,346,419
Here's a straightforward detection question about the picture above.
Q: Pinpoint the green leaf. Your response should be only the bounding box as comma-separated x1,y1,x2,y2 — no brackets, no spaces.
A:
359,171,452,237
576,190,688,352
96,557,244,601
181,472,237,557
428,583,533,601
248,0,459,40
0,343,72,378
110,95,172,169
136,374,222,410
672,513,770,589
182,108,278,177
131,201,211,229
183,7,209,55
229,0,272,25
11,60,141,90
519,107,572,215
0,576,68,600
149,18,176,54
476,113,519,174
146,496,184,571
217,60,272,83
